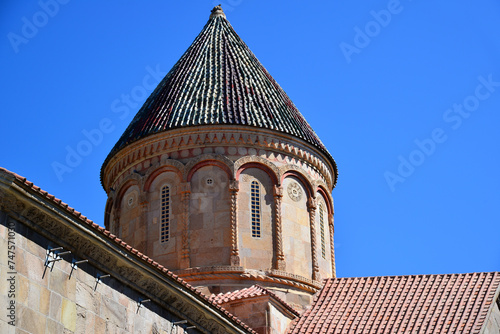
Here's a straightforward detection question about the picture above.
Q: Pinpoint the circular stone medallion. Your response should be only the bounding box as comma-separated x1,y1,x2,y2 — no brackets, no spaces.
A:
287,182,303,202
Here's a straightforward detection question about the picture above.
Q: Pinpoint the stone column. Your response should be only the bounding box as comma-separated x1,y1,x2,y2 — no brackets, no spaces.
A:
273,185,286,271
308,197,319,281
180,182,191,269
329,213,336,278
138,195,149,254
229,180,240,266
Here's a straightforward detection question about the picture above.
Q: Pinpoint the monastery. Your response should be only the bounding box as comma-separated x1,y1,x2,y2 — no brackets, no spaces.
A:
1,5,499,334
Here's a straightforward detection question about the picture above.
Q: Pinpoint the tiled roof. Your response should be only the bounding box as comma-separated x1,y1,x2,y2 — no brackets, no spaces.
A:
288,273,500,334
210,284,300,316
103,5,335,173
0,167,256,334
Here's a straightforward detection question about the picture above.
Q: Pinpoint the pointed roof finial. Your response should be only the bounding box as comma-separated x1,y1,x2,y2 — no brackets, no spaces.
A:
210,4,226,19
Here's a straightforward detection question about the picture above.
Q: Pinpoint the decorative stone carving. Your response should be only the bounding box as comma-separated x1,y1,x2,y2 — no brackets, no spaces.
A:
273,185,286,271
0,189,25,213
234,155,281,183
329,213,336,277
176,269,322,292
308,197,319,281
287,181,303,202
184,153,235,181
102,127,335,192
229,180,240,266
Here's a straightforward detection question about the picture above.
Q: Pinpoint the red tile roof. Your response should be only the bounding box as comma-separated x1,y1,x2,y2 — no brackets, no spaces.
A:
210,285,300,316
0,167,256,334
288,272,500,334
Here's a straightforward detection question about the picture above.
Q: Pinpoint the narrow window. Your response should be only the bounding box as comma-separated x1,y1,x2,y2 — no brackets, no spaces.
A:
320,203,326,259
251,181,261,238
161,185,170,243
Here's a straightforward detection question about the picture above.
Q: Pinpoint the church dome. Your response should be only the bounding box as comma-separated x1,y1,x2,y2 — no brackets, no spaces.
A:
100,6,337,311
102,5,336,182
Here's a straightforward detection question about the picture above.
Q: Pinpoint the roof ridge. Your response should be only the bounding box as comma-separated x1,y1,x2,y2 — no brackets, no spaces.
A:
210,284,299,316
330,272,500,280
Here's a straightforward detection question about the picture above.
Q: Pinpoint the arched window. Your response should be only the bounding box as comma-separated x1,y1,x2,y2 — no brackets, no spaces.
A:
319,203,325,259
161,185,170,243
251,181,261,238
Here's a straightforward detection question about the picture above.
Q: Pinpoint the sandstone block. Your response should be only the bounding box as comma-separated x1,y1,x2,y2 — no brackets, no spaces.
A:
17,303,46,334
39,284,51,315
100,296,127,330
49,266,76,300
76,281,100,315
0,319,15,334
46,318,64,334
49,291,62,321
61,298,77,332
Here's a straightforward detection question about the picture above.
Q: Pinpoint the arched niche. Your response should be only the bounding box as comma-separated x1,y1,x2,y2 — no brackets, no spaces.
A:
185,154,234,182
281,175,312,279
237,167,275,271
315,193,332,278
189,164,231,267
145,168,183,267
117,182,142,248
234,156,280,185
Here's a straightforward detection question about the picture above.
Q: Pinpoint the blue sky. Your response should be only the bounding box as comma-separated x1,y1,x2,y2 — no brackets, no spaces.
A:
2,1,499,278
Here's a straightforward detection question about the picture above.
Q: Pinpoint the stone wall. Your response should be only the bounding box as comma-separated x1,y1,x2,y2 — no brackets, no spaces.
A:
0,212,199,334
484,300,500,334
219,296,294,334
189,165,231,267
146,170,182,268
238,168,274,270
281,176,312,279
103,127,336,300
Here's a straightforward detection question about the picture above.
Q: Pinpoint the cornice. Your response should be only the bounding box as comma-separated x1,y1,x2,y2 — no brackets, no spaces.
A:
174,266,323,294
101,125,336,193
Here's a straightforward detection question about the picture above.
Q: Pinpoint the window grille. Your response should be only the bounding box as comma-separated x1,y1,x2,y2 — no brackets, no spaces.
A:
320,203,326,259
251,181,261,238
161,185,170,243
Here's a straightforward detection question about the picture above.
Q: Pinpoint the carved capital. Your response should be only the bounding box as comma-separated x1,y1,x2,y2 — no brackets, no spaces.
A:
230,254,240,266
276,259,286,271
328,213,334,227
180,182,191,194
229,180,239,192
307,197,317,210
273,185,283,197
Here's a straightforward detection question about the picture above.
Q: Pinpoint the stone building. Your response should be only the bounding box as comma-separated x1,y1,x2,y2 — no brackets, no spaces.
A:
100,5,337,313
1,5,499,334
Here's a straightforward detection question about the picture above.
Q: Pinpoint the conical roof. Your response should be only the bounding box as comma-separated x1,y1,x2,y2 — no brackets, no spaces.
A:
103,6,335,174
